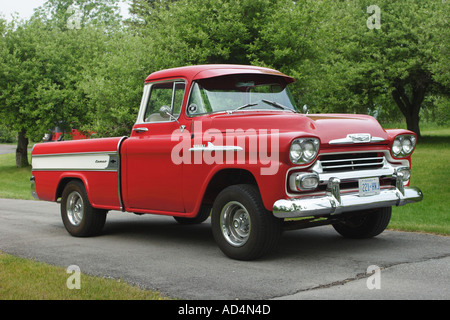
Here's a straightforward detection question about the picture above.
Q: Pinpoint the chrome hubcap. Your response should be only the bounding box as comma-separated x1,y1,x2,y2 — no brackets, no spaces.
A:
67,191,84,226
220,201,251,247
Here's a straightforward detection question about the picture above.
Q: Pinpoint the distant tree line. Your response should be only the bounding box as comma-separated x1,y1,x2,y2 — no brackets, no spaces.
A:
0,0,448,167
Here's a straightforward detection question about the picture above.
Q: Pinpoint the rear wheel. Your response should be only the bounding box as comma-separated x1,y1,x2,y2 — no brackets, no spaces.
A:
61,180,107,237
211,184,282,260
332,207,392,239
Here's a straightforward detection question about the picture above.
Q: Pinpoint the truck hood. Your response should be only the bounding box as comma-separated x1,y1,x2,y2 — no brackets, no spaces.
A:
200,112,389,146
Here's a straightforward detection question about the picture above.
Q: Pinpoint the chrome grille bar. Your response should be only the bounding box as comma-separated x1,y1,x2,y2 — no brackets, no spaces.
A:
319,154,385,172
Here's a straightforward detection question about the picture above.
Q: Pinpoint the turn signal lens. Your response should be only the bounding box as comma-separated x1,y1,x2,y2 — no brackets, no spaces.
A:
289,172,319,192
299,175,319,190
396,167,411,182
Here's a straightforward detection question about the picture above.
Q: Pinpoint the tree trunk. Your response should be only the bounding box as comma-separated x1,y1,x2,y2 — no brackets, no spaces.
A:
391,82,425,139
16,129,29,168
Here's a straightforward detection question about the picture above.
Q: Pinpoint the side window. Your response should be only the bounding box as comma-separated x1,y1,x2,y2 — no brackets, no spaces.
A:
144,81,186,122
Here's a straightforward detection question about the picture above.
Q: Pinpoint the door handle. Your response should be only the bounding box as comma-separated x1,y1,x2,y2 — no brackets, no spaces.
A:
133,127,148,133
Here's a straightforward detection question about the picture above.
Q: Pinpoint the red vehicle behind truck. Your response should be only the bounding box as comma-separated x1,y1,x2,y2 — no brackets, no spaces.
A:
42,125,92,142
31,65,423,260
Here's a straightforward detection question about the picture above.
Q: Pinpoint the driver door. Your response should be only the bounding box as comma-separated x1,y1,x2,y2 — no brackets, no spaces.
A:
122,80,187,213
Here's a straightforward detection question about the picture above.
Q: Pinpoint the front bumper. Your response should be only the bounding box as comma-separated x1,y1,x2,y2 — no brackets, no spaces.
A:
273,176,423,218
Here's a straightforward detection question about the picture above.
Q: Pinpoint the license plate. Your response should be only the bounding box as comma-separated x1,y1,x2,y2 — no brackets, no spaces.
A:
359,177,380,197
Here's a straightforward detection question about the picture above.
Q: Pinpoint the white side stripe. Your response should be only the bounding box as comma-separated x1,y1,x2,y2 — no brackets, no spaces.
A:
32,152,118,171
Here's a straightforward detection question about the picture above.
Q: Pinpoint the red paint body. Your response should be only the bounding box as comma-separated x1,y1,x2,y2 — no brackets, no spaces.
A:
31,65,416,219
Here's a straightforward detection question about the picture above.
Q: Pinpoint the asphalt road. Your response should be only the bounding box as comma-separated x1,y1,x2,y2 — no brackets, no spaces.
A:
0,144,17,155
0,198,449,300
0,144,33,155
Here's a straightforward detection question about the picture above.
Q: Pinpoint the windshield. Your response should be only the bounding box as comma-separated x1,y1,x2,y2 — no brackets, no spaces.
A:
186,74,298,116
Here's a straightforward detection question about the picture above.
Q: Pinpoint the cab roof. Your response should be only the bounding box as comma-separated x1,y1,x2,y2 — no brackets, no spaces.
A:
144,64,295,84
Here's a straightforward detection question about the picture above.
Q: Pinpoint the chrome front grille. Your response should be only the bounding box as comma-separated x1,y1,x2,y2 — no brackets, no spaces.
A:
319,152,385,173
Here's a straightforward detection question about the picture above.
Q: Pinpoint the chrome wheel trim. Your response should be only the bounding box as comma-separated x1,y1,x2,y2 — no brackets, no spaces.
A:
66,191,84,226
220,201,251,247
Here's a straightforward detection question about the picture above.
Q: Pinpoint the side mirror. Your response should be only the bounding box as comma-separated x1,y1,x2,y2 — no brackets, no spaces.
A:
302,104,309,114
42,133,52,142
159,106,181,125
159,106,172,119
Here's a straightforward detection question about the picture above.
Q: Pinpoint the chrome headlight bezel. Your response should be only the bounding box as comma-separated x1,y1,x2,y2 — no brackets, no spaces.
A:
289,138,320,165
391,134,416,158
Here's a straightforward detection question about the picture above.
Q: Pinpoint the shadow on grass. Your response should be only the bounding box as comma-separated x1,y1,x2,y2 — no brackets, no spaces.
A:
418,135,450,146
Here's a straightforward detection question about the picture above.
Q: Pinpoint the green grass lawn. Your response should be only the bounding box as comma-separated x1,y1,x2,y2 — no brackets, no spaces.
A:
389,130,450,234
0,153,34,200
0,251,169,300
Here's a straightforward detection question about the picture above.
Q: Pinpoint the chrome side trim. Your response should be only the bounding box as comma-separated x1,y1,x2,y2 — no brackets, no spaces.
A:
189,142,243,152
32,151,119,171
31,150,117,157
30,176,39,200
116,136,127,211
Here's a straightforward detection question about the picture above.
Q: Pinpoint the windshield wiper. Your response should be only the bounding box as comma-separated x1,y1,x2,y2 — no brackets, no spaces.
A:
261,99,296,112
227,102,258,114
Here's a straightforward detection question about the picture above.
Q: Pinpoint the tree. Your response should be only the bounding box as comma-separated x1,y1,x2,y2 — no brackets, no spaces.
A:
128,0,177,20
77,31,154,137
0,0,123,167
306,0,449,137
247,0,329,107
33,0,122,30
0,19,100,166
133,0,310,66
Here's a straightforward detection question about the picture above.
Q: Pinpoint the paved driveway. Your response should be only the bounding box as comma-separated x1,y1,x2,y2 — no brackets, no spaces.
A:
0,144,16,155
0,144,33,155
0,198,449,299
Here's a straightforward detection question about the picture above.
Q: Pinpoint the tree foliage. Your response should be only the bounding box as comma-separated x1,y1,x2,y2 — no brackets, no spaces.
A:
33,0,122,30
0,1,123,166
302,0,449,137
0,0,448,166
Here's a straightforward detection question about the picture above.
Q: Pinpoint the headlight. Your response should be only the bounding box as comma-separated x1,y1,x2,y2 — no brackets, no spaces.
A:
392,135,416,158
289,138,319,164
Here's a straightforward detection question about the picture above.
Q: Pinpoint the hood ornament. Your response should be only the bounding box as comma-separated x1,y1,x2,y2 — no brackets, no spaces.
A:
329,133,385,145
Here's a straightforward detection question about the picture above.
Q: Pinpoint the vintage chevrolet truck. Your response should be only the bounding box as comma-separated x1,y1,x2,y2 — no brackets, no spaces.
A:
30,64,423,260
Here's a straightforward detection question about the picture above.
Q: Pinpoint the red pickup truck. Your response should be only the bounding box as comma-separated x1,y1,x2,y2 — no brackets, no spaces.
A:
31,65,423,260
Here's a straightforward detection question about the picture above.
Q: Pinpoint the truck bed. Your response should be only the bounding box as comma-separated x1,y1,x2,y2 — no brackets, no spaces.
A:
31,137,127,210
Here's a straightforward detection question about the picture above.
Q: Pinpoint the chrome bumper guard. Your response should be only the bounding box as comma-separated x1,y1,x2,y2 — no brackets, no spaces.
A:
273,176,423,219
30,176,39,200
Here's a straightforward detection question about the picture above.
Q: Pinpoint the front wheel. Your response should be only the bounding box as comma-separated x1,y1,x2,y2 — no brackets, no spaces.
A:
61,180,107,237
211,184,282,260
332,207,392,239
